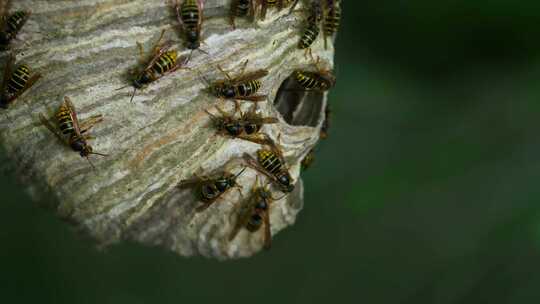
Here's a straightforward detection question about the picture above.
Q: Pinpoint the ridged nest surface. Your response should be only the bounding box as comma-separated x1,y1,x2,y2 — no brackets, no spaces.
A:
0,0,334,259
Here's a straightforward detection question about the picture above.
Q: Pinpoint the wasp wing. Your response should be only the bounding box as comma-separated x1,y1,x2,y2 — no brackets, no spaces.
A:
229,195,257,241
230,69,268,85
262,205,272,249
63,96,84,138
38,113,68,145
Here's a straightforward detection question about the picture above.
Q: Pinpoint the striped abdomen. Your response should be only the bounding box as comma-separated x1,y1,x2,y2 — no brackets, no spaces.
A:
55,105,75,135
181,0,200,30
258,149,282,175
234,0,251,16
266,0,278,7
235,80,261,97
323,2,341,37
6,11,28,35
6,65,30,95
152,51,177,75
299,20,320,49
294,70,320,90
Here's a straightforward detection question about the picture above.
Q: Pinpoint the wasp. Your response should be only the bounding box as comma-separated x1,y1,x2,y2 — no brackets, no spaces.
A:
243,135,294,193
173,0,207,58
322,0,341,49
290,0,341,49
201,59,268,103
298,1,322,53
205,103,278,144
229,176,284,249
0,54,41,109
38,96,107,168
179,168,246,212
117,30,186,102
293,53,335,92
230,0,255,29
0,1,30,50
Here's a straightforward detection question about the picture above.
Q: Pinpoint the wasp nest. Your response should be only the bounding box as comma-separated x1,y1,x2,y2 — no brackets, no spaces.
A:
0,0,334,259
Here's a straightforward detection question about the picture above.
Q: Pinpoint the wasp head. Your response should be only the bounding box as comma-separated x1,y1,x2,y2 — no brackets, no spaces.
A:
186,31,200,49
277,172,295,193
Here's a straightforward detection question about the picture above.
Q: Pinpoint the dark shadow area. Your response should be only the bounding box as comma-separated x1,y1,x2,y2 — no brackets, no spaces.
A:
274,75,324,127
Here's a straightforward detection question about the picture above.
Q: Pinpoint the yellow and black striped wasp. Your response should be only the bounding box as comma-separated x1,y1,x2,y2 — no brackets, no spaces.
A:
0,54,40,109
229,176,284,250
297,1,323,54
321,0,341,49
205,102,278,144
0,1,30,50
290,0,341,49
173,0,207,59
293,52,335,92
179,167,246,212
243,134,294,193
117,30,186,103
38,96,107,168
201,59,268,103
230,0,255,29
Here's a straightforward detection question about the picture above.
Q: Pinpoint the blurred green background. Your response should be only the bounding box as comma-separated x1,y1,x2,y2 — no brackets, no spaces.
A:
2,1,540,303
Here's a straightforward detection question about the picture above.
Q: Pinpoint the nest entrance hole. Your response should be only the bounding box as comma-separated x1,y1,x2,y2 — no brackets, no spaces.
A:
273,74,324,127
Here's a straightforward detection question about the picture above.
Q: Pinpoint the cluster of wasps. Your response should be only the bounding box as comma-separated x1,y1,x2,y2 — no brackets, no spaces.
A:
1,0,341,250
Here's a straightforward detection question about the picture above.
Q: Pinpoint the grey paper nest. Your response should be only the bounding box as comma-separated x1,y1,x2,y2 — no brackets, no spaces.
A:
1,0,334,259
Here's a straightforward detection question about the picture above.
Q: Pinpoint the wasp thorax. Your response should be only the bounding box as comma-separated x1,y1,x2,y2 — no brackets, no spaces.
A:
134,73,151,88
220,85,236,98
215,179,231,192
225,123,242,136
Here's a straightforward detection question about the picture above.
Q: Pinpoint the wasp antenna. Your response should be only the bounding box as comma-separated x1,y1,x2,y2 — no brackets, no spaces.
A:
129,88,137,103
185,50,195,64
90,151,108,157
115,84,131,91
197,48,209,56
234,167,247,179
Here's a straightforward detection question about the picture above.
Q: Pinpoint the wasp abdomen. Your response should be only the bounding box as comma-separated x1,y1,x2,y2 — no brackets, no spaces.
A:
299,22,320,49
236,80,261,97
258,150,282,175
323,3,341,37
152,51,177,74
294,70,318,89
181,0,200,30
6,65,30,95
56,106,75,135
7,11,28,33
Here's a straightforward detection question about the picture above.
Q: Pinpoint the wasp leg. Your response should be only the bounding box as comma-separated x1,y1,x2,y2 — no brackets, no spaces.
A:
262,208,272,250
217,64,233,81
237,59,249,79
236,134,271,145
235,95,267,102
79,115,104,134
